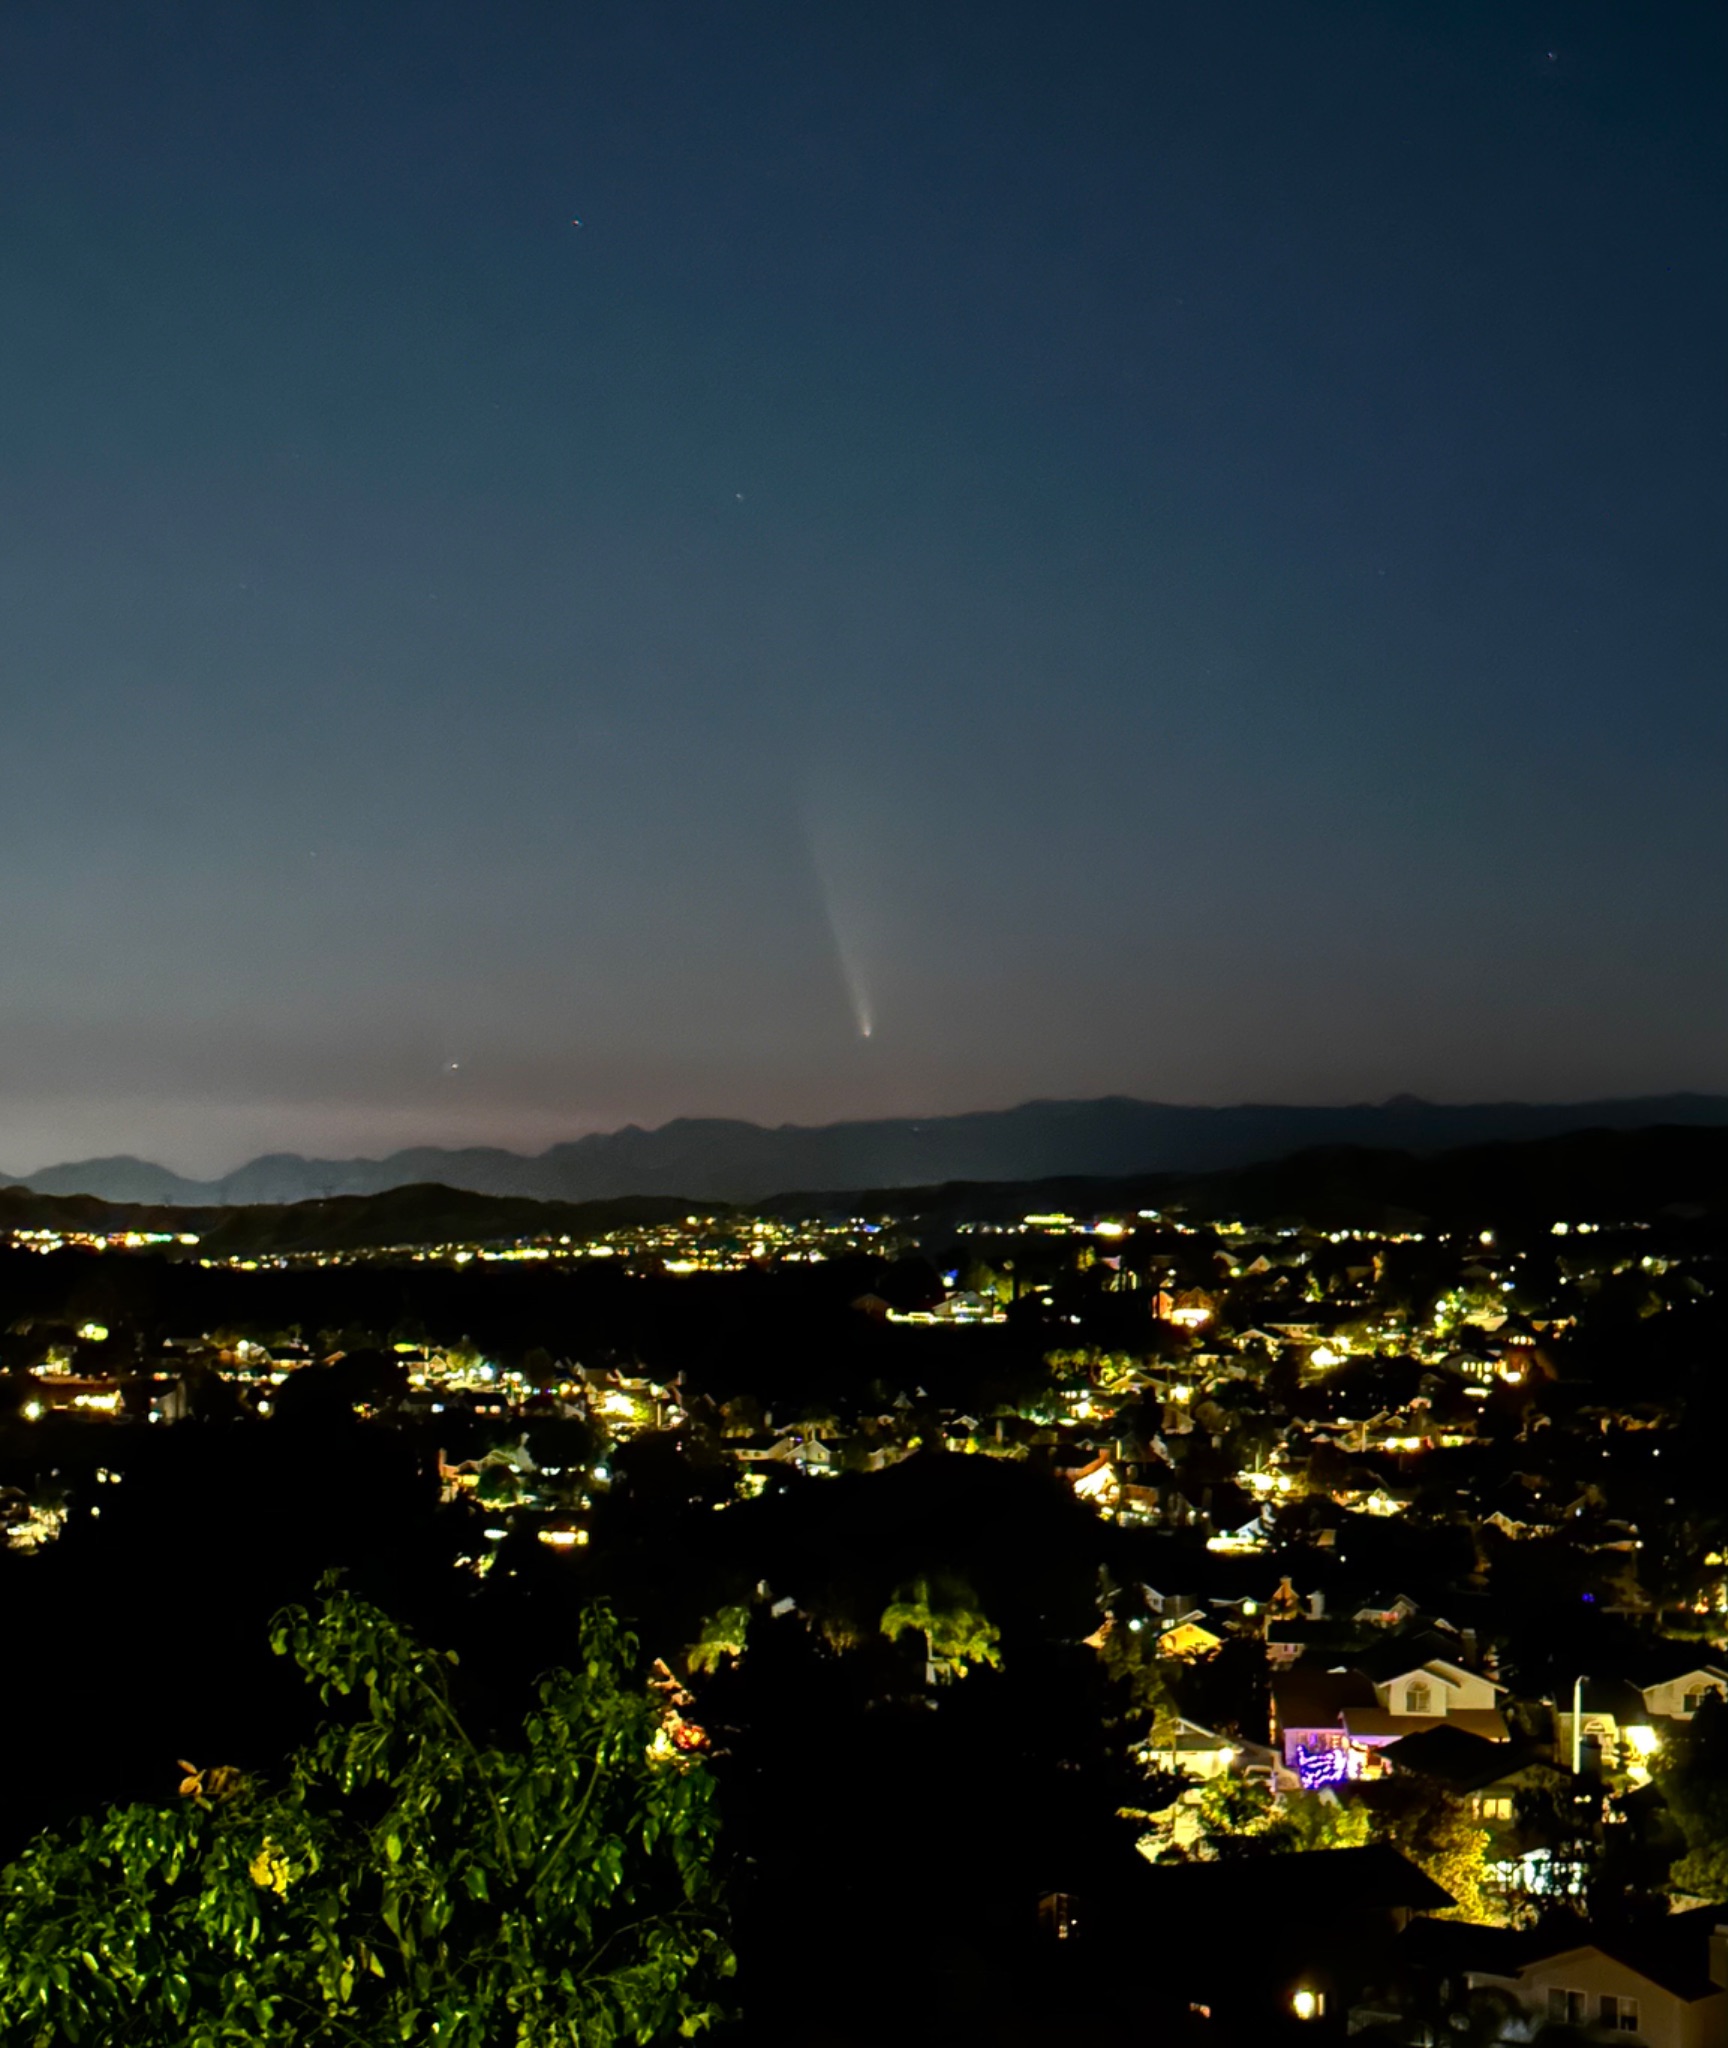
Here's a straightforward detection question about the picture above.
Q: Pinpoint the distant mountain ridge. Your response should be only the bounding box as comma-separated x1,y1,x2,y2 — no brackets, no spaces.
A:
5,1123,1725,1255
7,1092,1728,1207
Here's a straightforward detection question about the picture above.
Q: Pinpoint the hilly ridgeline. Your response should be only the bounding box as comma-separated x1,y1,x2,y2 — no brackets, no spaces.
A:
7,1091,1728,1209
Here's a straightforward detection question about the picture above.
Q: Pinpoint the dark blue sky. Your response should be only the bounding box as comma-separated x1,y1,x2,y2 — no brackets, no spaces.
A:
2,1,1723,1172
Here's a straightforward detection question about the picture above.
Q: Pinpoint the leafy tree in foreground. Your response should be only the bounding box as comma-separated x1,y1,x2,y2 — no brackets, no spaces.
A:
0,1579,733,2046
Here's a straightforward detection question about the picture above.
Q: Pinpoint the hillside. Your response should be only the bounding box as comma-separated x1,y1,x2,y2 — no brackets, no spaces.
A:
5,1122,1723,1254
9,1091,1728,1207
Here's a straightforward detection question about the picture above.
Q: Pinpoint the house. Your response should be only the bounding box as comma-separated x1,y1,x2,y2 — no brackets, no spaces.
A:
1273,1665,1382,1781
1111,1846,1454,2036
1206,1507,1272,1554
1641,1665,1728,1724
1556,1677,1658,1776
1273,1637,1509,1783
1380,1726,1552,1869
1139,1583,1203,1621
1167,1475,1260,1539
1158,1615,1224,1661
1358,1655,1505,1728
731,1434,836,1476
1465,1908,1728,2048
1349,1632,1509,1739
1358,1482,1420,1518
1484,1508,1559,1542
1138,1715,1275,1784
1265,1617,1327,1668
1065,1453,1117,1507
1354,1592,1422,1630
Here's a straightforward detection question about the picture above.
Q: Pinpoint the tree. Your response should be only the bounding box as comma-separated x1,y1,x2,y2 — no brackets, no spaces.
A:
0,1577,733,2045
1656,1692,1728,1900
1361,1776,1497,1923
1187,1779,1370,1860
879,1575,1002,1684
1180,1772,1499,1897
1093,1620,1180,1743
687,1605,752,1676
1351,1977,1524,2047
1278,1789,1374,1854
1189,1773,1285,1858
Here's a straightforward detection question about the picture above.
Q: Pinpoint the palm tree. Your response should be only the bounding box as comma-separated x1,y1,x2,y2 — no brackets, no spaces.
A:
879,1574,1002,1684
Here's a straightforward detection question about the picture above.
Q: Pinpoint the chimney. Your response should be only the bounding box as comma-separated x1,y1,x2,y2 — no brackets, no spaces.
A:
1307,1590,1326,1621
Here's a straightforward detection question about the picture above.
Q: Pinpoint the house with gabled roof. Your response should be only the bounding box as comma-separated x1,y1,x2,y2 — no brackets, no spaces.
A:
1556,1676,1657,1777
1380,1724,1550,1843
1138,1714,1275,1784
1341,1630,1510,1739
1462,1906,1728,2048
1353,1590,1421,1630
1272,1632,1509,1783
1640,1662,1728,1724
1157,1613,1224,1661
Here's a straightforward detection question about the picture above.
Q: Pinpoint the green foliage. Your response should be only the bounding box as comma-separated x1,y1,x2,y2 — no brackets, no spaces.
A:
1189,1774,1284,1857
961,1261,1011,1307
474,1463,520,1506
1277,1790,1374,1854
0,1578,733,2045
1656,1694,1728,1900
1352,1979,1524,2048
1094,1622,1179,1738
1188,1778,1369,1859
1360,1776,1496,1923
686,1606,752,1676
1669,1833,1728,1900
879,1575,1002,1683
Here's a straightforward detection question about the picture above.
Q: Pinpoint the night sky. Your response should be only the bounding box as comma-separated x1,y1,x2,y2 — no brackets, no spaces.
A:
2,2,1724,1175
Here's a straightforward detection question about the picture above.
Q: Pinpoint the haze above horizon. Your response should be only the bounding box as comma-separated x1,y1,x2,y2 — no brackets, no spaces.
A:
10,1089,1728,1197
3,2,1724,1175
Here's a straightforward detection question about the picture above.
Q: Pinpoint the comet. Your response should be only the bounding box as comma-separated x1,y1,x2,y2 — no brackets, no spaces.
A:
802,801,876,1042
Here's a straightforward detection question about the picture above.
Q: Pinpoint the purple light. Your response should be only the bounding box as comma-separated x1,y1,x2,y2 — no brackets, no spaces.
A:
1296,1744,1351,1789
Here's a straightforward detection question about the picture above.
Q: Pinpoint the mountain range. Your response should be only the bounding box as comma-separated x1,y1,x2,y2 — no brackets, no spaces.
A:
8,1092,1728,1207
